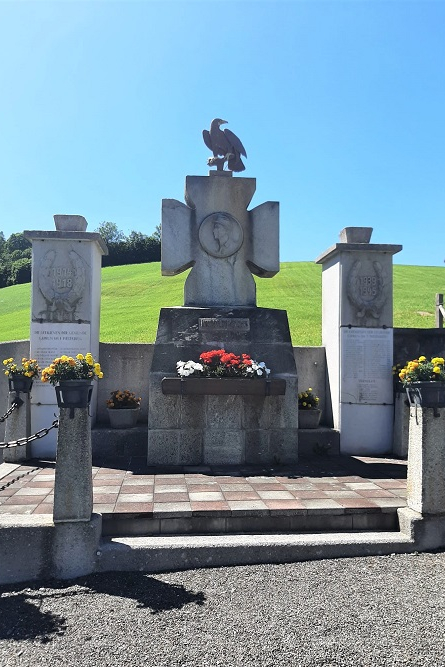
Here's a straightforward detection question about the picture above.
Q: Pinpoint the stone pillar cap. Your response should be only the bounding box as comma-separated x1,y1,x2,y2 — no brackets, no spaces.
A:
315,242,403,264
54,215,87,232
339,227,373,243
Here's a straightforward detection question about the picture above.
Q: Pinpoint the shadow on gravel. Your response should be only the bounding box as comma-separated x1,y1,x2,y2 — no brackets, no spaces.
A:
0,592,67,642
0,572,205,641
84,572,206,613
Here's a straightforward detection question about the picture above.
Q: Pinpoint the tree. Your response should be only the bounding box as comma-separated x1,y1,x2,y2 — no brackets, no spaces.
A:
4,232,31,254
9,258,31,285
95,221,125,246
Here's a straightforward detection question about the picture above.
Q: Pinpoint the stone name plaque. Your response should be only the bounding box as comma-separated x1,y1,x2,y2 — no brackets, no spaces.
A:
199,318,250,332
340,327,393,405
30,322,91,404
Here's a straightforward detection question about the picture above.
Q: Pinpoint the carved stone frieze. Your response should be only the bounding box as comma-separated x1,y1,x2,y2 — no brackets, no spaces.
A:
346,260,388,319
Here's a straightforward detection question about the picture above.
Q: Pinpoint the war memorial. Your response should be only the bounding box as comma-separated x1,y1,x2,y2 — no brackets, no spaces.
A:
0,120,445,583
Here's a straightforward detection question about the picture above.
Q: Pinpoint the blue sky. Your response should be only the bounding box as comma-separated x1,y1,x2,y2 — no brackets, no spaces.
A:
1,0,444,266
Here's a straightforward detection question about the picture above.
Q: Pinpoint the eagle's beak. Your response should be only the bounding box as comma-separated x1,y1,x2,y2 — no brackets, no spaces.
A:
220,120,228,125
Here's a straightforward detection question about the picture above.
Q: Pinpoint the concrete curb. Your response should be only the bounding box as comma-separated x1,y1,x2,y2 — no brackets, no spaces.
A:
96,531,415,575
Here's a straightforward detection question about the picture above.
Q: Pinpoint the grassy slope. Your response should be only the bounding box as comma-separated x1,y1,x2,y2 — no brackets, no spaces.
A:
0,262,443,346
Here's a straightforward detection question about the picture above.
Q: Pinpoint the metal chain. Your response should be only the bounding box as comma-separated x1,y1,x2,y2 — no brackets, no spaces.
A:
0,398,23,423
0,419,59,449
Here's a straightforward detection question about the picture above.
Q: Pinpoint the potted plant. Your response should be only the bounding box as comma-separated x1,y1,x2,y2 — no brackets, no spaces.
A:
398,355,445,408
162,349,285,396
106,390,141,429
3,357,41,394
41,353,103,409
298,388,321,429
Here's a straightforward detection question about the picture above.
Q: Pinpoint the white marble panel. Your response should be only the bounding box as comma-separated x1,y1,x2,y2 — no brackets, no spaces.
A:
340,327,393,405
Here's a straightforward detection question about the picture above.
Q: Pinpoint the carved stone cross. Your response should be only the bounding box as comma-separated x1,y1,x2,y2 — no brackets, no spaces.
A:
162,175,279,307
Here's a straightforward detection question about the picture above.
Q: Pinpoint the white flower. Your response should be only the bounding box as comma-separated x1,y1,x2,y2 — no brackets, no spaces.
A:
256,368,263,376
177,360,203,377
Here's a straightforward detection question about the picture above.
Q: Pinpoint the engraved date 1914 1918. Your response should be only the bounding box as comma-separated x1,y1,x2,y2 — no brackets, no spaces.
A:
51,266,75,290
359,275,377,297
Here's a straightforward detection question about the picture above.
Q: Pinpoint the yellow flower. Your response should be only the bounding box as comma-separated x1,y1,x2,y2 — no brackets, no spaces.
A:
419,355,426,362
98,372,104,379
433,366,441,374
76,354,84,360
61,355,68,362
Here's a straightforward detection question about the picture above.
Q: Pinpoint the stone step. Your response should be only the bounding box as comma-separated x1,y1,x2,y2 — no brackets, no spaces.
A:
101,505,399,538
96,530,414,574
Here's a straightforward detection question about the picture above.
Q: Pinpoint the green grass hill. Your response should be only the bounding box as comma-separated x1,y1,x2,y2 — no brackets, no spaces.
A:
0,262,443,346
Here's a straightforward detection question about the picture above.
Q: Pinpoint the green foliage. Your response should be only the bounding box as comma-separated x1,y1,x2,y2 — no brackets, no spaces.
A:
0,232,31,287
0,262,444,345
95,222,161,267
10,258,31,285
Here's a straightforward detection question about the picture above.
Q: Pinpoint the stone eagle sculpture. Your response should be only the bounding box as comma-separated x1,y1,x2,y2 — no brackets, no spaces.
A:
203,118,247,172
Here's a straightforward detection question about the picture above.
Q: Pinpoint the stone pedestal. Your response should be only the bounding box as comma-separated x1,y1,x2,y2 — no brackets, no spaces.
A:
148,307,298,466
3,393,30,462
316,228,402,455
24,217,107,458
53,407,93,522
407,407,445,514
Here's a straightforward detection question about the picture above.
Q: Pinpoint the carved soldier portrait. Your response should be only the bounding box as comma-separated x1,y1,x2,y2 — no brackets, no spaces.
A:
198,212,244,259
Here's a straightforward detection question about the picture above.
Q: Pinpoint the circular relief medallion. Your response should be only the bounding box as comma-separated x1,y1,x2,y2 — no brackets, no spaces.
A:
198,212,243,259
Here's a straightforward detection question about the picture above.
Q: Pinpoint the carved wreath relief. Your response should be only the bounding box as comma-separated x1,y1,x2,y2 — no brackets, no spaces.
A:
198,212,243,259
346,260,387,319
37,249,87,322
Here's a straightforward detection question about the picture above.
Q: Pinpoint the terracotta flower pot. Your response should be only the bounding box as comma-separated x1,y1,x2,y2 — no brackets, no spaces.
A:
107,407,140,429
298,408,322,429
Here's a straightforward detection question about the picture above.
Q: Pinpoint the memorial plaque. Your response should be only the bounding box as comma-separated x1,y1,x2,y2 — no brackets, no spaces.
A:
340,327,393,405
199,318,250,332
30,322,91,403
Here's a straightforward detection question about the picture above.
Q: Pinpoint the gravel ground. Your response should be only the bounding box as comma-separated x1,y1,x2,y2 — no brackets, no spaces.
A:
1,551,445,667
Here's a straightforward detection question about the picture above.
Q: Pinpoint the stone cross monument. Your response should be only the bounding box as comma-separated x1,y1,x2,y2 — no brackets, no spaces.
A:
162,175,279,306
148,123,298,466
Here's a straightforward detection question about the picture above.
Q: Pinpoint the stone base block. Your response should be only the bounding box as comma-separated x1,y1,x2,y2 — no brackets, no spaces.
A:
147,428,298,466
393,392,409,458
52,513,102,579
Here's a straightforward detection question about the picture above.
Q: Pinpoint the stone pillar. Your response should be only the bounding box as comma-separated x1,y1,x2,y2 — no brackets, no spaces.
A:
3,392,30,462
407,407,445,514
53,408,93,522
316,227,402,454
24,216,107,458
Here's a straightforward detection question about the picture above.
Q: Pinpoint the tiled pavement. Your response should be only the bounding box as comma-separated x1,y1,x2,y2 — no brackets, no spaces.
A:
0,456,407,526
